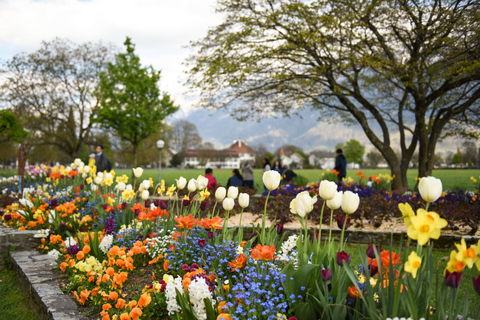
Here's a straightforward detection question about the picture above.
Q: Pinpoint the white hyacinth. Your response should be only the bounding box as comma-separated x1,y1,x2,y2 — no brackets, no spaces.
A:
33,229,50,238
188,277,214,320
166,276,184,315
64,236,77,247
99,234,114,254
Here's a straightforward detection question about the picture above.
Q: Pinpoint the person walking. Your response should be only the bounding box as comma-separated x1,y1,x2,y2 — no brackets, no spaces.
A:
334,148,347,184
205,168,218,190
95,145,111,173
241,160,254,189
282,164,297,185
227,169,244,187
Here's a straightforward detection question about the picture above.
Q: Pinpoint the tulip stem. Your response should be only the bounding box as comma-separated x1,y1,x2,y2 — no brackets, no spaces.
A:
211,200,218,219
317,201,326,249
340,215,348,250
261,190,271,244
425,202,430,211
328,208,334,244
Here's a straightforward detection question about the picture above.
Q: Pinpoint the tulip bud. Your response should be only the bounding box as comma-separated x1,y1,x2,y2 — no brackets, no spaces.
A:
141,190,149,200
142,180,151,190
187,179,197,192
117,182,126,191
336,251,350,267
97,172,104,179
84,166,91,174
227,186,239,199
326,191,343,210
74,158,81,167
94,176,103,185
321,269,332,281
195,175,209,190
238,193,249,208
222,198,235,211
319,180,337,200
215,187,226,201
418,176,442,203
341,191,360,214
263,170,281,191
176,177,187,190
133,167,143,178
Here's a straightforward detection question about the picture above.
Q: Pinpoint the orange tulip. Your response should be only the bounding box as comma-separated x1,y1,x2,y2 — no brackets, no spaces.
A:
174,214,198,230
380,251,402,269
229,254,247,271
348,286,361,299
251,244,276,261
198,216,224,230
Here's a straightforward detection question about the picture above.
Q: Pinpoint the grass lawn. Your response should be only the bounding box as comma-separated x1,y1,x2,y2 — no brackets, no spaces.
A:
346,244,480,319
1,168,479,192
0,259,38,320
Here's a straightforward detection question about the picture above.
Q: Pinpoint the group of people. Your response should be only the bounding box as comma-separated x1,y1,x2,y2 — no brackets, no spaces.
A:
204,160,255,191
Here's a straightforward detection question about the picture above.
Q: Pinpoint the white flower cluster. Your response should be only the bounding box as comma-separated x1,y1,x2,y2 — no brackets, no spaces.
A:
145,229,174,259
47,249,61,260
33,229,50,238
188,277,214,320
386,318,425,320
99,234,114,254
64,236,77,247
166,276,183,315
277,235,299,270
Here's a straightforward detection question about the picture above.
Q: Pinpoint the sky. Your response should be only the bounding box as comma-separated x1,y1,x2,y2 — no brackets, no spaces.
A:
0,0,221,116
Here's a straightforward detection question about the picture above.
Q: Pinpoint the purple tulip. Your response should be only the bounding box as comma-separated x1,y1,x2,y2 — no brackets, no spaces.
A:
121,202,127,210
183,199,191,206
198,239,206,247
472,275,480,295
321,269,332,281
144,200,151,208
366,243,382,259
153,200,161,207
274,224,284,234
337,215,351,230
200,201,208,210
445,270,463,288
101,204,108,210
208,231,215,239
336,251,350,267
160,201,167,209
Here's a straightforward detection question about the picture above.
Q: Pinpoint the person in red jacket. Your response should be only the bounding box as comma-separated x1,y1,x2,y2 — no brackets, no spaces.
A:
205,168,218,190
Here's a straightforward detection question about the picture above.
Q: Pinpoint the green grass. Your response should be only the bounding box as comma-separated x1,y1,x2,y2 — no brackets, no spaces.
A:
346,244,480,318
2,168,479,193
0,262,38,320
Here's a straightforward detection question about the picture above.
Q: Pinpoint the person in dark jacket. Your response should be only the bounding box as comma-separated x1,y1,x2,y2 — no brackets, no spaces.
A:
334,148,347,183
227,169,244,187
282,165,297,185
95,145,110,173
241,161,254,189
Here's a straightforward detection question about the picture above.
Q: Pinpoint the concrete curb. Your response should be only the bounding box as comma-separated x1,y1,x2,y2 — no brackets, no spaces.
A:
9,250,88,320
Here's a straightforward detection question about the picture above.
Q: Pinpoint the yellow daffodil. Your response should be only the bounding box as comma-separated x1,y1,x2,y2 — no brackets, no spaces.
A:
183,195,190,201
445,250,465,274
103,177,113,186
407,208,447,245
121,189,135,200
86,177,93,184
199,188,210,201
405,251,422,278
157,180,166,195
166,185,176,197
470,239,480,271
454,238,477,269
398,202,415,227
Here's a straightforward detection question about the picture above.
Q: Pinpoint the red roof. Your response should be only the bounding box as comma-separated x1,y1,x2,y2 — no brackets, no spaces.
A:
228,140,256,154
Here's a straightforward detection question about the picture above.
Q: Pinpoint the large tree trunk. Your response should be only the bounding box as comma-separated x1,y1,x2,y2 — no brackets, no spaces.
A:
18,142,27,194
132,144,138,185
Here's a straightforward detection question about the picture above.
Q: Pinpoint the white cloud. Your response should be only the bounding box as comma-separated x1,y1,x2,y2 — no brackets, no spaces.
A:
0,0,220,115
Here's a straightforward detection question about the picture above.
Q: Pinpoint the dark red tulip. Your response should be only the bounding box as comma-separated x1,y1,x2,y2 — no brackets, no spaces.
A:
337,251,350,267
160,201,167,209
144,200,151,207
183,199,191,206
337,215,351,230
200,201,207,210
473,275,480,295
121,202,127,210
274,224,284,234
321,269,332,281
198,239,206,247
208,231,215,239
445,270,463,288
366,243,382,259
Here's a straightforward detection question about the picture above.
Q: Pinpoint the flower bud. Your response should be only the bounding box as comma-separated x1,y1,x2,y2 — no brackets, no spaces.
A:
94,176,103,185
116,182,126,191
263,170,281,191
238,193,249,208
141,190,149,200
187,179,197,192
133,167,143,178
195,175,209,190
176,177,187,190
222,198,235,211
341,191,360,214
326,191,343,210
418,176,442,203
227,186,239,199
319,180,337,200
215,187,226,201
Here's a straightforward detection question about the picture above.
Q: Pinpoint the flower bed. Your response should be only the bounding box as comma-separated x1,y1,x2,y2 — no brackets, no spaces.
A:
1,162,480,320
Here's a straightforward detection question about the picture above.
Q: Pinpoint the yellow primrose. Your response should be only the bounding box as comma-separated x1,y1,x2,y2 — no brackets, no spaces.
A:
166,185,176,197
407,208,447,246
445,250,465,274
454,238,477,269
398,202,415,227
404,251,422,278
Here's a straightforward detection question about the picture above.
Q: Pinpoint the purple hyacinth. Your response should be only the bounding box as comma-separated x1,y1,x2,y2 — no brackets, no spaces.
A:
105,216,115,234
67,244,80,255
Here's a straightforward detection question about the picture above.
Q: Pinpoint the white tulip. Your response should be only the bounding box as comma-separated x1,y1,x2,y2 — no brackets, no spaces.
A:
74,158,81,167
97,172,104,179
66,166,72,172
187,179,197,192
78,161,84,169
91,184,98,191
116,182,126,191
341,191,360,214
222,198,235,211
84,166,91,174
238,193,250,208
142,180,151,190
126,184,133,191
290,191,317,218
227,186,239,199
133,167,143,178
94,177,103,185
215,187,226,201
319,180,337,200
263,170,281,191
195,175,209,190
326,191,343,210
82,173,87,179
176,177,187,190
141,190,149,200
104,173,113,180
418,176,443,203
